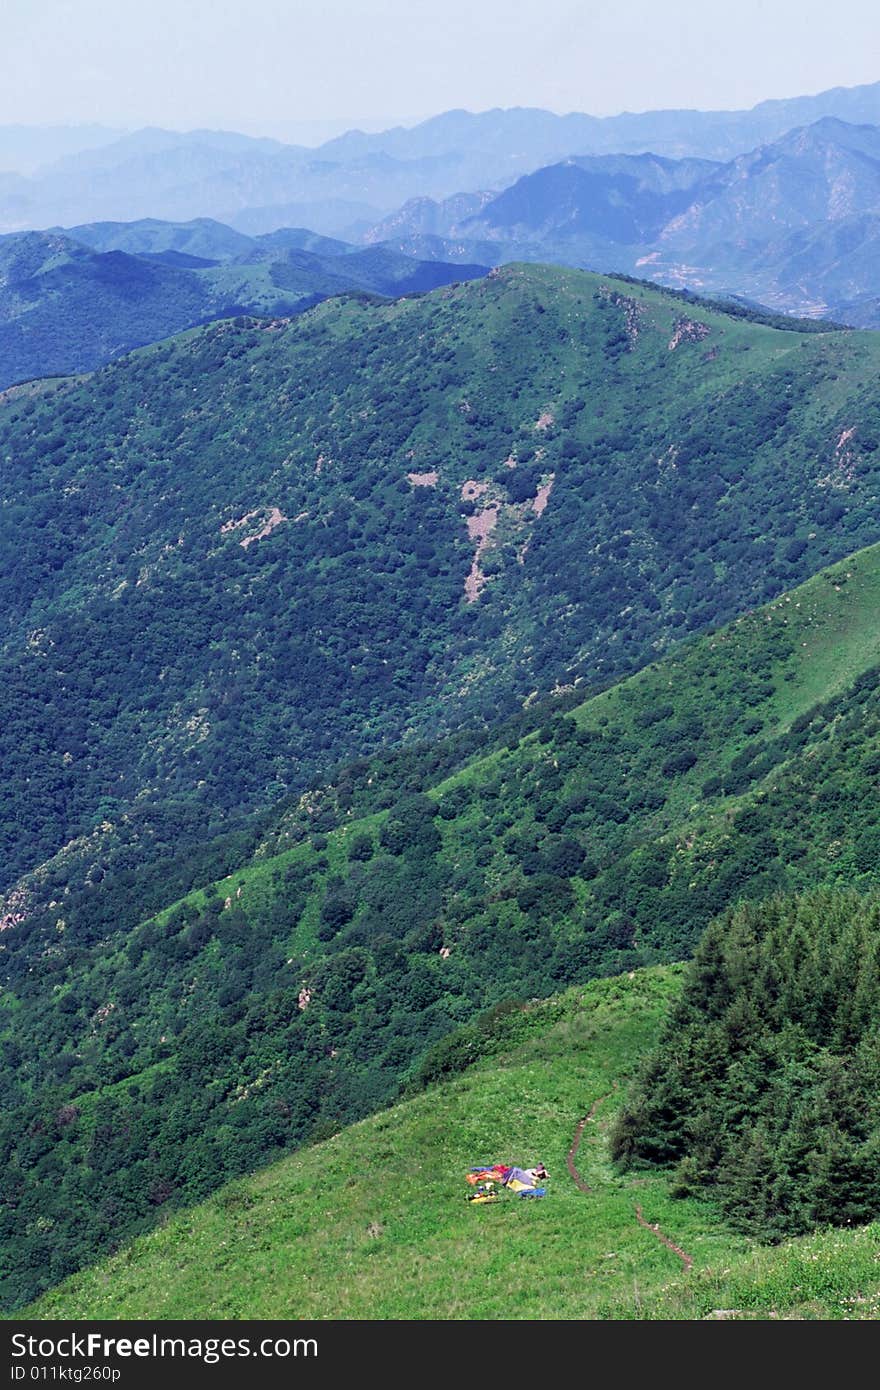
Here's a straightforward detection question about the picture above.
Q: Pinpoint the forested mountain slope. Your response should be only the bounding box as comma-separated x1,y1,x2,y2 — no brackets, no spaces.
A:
2,540,879,1309
3,264,880,890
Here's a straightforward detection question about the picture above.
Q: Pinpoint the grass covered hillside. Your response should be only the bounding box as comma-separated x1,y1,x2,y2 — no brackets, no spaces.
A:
2,542,879,1310
3,264,880,889
23,965,880,1322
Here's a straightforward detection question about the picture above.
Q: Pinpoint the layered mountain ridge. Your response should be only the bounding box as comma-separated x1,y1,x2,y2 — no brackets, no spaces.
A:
0,221,486,387
3,79,880,237
368,118,880,323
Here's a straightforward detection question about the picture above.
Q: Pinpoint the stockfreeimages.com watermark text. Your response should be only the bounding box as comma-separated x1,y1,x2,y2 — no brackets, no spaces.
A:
11,1331,316,1372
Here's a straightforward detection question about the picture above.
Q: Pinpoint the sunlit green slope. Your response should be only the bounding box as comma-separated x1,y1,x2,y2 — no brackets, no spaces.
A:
24,967,880,1321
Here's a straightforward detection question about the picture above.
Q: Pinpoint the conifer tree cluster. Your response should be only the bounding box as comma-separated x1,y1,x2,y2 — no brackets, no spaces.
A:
611,888,880,1239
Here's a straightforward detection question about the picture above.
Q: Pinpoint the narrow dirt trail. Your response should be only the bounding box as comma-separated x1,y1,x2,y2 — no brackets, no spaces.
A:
566,1087,694,1271
635,1204,694,1270
566,1089,614,1192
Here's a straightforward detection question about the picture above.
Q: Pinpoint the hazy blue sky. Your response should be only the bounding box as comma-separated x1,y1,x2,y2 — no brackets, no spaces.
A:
4,0,879,133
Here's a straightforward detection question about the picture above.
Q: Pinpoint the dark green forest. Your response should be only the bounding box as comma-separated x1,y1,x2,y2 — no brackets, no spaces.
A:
612,888,880,1240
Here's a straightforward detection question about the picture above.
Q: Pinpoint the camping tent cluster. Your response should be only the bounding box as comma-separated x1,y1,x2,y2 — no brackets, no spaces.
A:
465,1163,548,1202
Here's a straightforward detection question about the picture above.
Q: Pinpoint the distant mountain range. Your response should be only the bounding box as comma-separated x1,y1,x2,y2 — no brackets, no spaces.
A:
318,81,880,165
365,118,880,325
2,87,880,345
3,115,879,389
0,219,486,387
2,81,880,239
